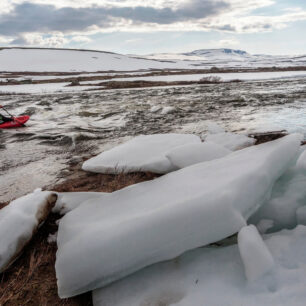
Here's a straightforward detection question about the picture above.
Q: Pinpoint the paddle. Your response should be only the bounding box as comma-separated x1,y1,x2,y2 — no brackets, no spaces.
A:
0,105,25,127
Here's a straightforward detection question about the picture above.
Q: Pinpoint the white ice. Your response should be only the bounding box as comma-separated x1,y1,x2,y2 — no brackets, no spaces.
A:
53,192,106,215
296,206,306,225
205,132,256,150
82,134,201,174
165,142,231,168
238,225,274,282
93,225,306,306
0,190,57,272
296,149,306,171
250,155,306,232
56,134,300,298
256,219,274,234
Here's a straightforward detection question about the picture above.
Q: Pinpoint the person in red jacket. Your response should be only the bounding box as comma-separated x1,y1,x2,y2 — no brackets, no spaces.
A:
0,105,13,124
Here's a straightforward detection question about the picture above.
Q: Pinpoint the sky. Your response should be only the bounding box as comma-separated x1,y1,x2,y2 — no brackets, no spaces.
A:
0,0,305,55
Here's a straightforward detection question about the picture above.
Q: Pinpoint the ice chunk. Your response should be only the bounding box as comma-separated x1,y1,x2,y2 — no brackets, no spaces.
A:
205,132,255,150
165,142,231,168
93,225,306,306
82,134,201,174
53,192,106,215
256,219,274,234
296,150,306,171
56,134,300,298
238,225,274,282
296,206,306,225
250,165,306,232
0,191,57,272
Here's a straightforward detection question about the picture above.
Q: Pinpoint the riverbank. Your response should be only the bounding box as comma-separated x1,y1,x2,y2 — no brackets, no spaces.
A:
1,130,302,305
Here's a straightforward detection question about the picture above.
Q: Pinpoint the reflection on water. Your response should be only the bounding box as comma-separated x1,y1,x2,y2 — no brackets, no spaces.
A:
0,77,305,201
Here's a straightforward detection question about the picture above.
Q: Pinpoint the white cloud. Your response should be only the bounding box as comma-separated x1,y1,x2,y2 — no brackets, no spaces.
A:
71,35,92,43
0,35,13,44
217,38,239,46
12,33,69,47
0,0,305,39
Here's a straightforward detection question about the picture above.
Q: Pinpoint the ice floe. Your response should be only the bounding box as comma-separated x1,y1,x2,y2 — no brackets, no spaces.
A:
82,134,201,174
250,162,306,232
53,192,105,215
0,191,57,272
205,131,256,150
165,142,231,168
55,134,301,298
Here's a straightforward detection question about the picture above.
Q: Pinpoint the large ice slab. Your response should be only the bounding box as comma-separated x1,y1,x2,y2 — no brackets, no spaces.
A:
56,134,301,298
205,132,255,150
250,161,306,232
82,134,201,174
93,225,306,306
0,191,57,272
165,142,231,168
53,192,106,215
296,149,306,171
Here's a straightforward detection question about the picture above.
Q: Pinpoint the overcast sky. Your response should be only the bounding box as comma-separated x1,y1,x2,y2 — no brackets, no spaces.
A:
0,0,305,54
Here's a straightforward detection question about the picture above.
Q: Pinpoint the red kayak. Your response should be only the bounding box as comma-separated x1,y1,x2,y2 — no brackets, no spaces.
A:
0,115,30,129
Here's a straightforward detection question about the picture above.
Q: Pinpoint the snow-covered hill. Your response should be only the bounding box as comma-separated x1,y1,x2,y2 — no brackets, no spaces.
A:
0,47,305,72
142,48,306,68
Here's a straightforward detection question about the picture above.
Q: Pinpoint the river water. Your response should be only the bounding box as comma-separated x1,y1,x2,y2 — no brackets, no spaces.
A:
1,77,306,202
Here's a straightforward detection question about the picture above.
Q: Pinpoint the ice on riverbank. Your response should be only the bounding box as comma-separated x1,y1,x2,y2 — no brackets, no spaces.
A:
0,191,57,272
238,225,274,282
250,159,306,232
82,134,201,174
93,225,306,306
165,142,231,168
56,134,301,298
53,192,105,215
205,131,255,150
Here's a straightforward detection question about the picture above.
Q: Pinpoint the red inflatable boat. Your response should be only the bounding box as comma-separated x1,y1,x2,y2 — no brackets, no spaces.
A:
0,115,30,129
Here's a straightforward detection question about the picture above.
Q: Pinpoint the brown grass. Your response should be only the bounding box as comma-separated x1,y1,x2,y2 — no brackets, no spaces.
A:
52,170,160,193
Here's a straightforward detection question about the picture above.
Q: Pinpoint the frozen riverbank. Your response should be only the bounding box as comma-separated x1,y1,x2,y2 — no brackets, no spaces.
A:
1,77,306,202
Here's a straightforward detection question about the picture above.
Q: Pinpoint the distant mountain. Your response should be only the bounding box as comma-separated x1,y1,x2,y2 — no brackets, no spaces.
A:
143,48,252,62
0,47,305,72
184,48,249,57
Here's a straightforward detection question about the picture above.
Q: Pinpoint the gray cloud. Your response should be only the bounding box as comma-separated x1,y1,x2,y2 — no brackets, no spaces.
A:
0,1,230,36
